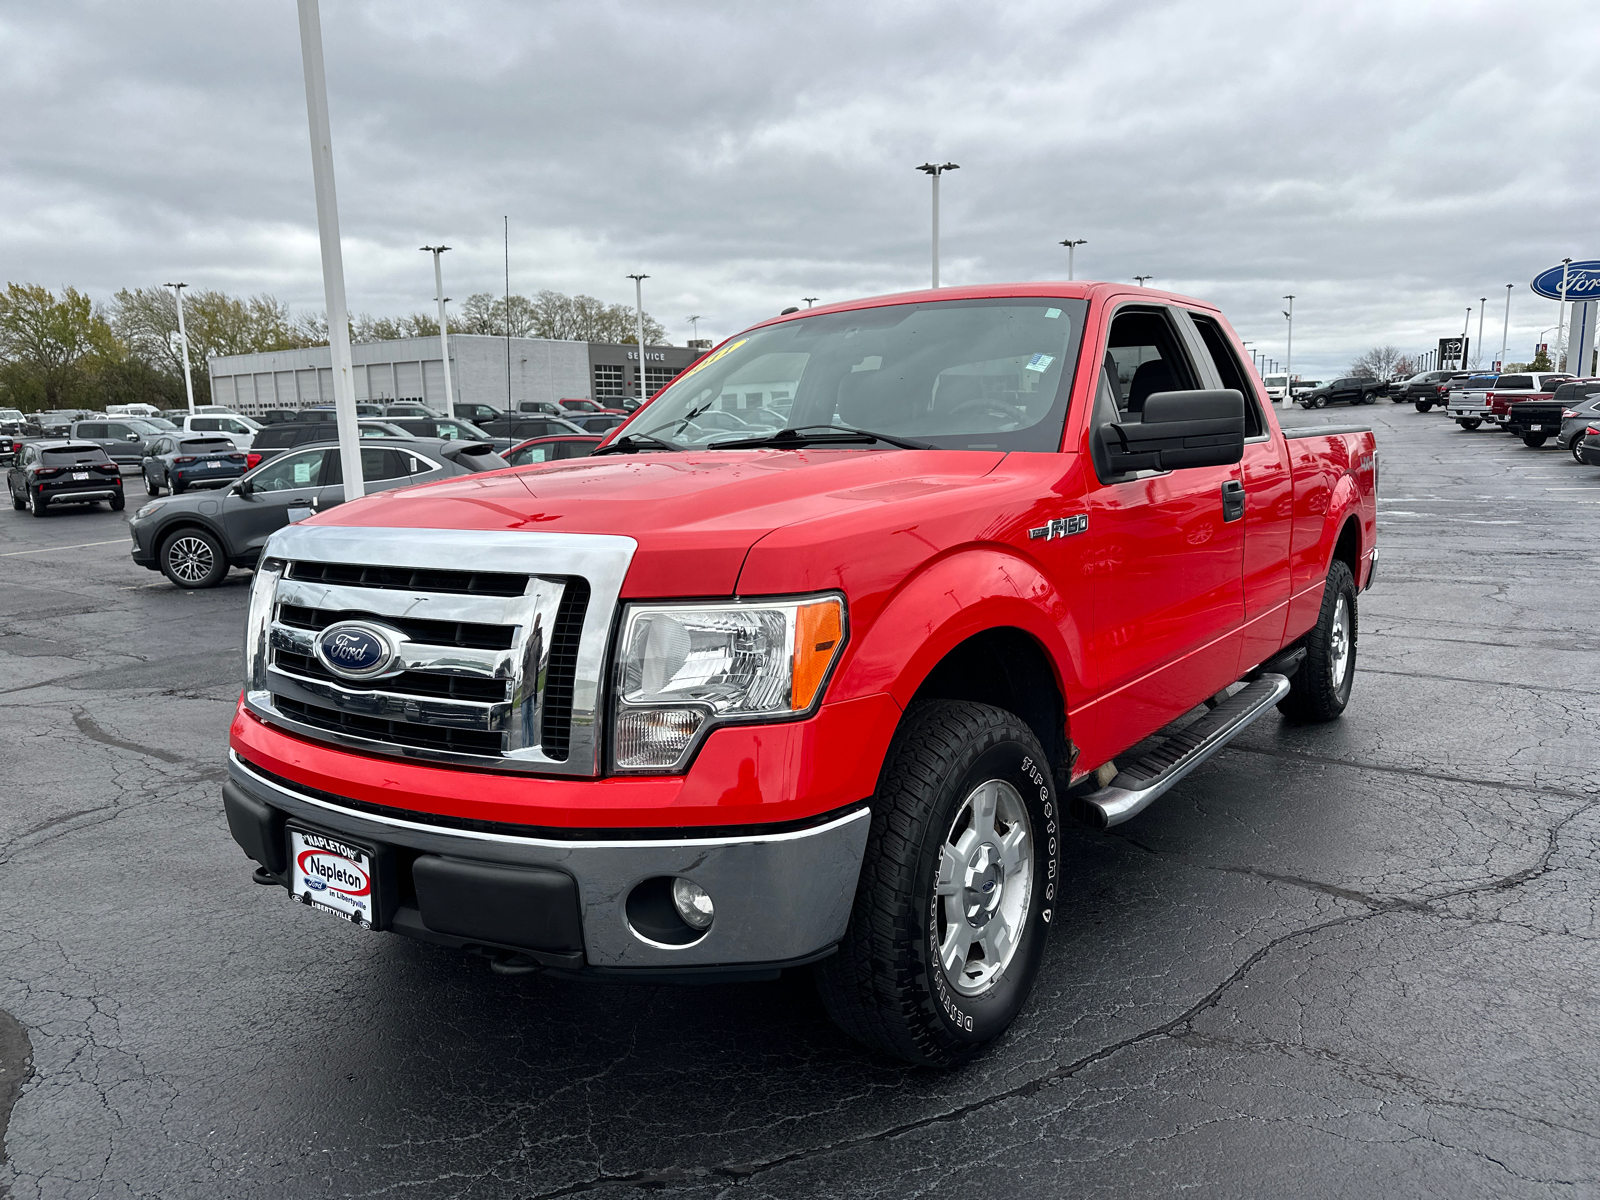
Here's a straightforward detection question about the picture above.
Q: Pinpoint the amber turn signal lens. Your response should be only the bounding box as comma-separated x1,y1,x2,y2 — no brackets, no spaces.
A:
791,598,844,710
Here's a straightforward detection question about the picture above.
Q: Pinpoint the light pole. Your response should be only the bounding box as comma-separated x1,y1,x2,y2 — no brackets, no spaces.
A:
802,297,818,308
1476,298,1486,369
627,273,650,399
1059,239,1086,281
1559,257,1572,370
165,282,196,416
1134,274,1153,287
1500,284,1513,370
686,314,702,343
1283,295,1295,407
420,246,455,416
916,162,958,288
1460,306,1472,370
296,0,363,499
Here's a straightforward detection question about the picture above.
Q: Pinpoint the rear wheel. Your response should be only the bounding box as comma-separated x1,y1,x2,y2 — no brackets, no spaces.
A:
159,528,227,589
1458,418,1482,430
27,488,47,518
1279,559,1357,723
170,475,186,495
1416,401,1433,412
10,484,23,511
1575,438,1589,464
1522,433,1548,448
109,492,125,512
816,701,1059,1066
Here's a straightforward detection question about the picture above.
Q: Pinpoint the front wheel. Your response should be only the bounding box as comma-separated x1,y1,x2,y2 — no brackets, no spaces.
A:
816,701,1059,1066
159,527,227,588
145,471,161,497
1458,418,1482,431
1522,434,1548,448
1279,558,1357,723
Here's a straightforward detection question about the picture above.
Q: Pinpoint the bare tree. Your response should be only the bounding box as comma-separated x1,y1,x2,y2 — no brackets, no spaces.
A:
456,289,665,344
1348,345,1403,379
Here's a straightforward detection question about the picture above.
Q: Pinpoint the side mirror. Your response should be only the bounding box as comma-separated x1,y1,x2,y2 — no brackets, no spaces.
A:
127,432,141,440
234,477,253,497
1097,389,1245,475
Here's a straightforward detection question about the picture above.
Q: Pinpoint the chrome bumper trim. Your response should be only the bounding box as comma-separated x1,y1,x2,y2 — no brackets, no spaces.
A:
227,751,871,968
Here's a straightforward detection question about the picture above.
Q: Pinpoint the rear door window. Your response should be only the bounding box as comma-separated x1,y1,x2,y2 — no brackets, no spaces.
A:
1187,313,1265,437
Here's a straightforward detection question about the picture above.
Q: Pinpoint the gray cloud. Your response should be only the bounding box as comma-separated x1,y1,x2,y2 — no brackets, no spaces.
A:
2,0,1596,375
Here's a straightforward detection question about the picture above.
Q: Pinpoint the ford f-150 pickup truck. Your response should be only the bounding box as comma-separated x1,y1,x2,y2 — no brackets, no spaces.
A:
222,283,1378,1065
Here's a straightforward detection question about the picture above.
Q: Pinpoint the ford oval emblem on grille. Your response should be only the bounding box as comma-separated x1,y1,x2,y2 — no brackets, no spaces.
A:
313,621,397,679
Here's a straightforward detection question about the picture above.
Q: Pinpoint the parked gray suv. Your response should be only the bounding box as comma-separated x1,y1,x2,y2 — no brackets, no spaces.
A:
70,418,165,464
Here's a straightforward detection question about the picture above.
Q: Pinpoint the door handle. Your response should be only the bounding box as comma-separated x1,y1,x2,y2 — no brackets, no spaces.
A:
1221,479,1245,523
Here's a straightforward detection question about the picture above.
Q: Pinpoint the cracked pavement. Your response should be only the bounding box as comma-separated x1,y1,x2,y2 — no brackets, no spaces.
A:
1,407,1596,1198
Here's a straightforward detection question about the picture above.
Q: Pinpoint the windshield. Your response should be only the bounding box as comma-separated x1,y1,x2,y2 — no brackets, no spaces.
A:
633,297,1087,451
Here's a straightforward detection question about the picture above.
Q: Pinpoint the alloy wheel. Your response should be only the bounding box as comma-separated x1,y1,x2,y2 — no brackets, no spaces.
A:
1329,593,1351,691
934,778,1034,997
166,536,216,585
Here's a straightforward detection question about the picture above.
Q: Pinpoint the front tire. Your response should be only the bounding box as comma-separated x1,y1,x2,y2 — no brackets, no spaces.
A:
1279,558,1357,723
145,471,161,497
158,528,227,588
816,701,1059,1066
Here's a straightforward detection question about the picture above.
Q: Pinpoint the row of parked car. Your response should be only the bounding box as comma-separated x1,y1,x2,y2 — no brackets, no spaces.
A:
3,398,616,586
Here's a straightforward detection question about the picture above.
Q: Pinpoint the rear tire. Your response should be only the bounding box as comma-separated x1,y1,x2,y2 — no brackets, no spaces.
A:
109,492,125,512
1279,559,1357,723
1458,418,1482,430
1575,439,1588,464
10,486,23,511
1522,434,1548,448
171,476,187,495
27,488,47,518
816,701,1059,1066
158,527,227,589
1415,401,1433,412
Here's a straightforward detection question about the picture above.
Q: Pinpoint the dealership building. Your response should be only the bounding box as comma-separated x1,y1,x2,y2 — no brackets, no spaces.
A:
205,334,703,416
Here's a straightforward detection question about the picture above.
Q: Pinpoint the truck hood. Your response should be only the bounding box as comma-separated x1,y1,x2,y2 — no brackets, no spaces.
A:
315,448,1007,595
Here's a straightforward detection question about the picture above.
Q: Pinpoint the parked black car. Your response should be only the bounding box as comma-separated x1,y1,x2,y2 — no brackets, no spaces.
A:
1298,376,1382,408
1399,370,1457,412
246,419,409,465
383,416,510,451
141,435,250,495
253,408,304,426
128,437,510,589
477,414,590,441
451,402,505,423
8,441,124,516
564,412,627,434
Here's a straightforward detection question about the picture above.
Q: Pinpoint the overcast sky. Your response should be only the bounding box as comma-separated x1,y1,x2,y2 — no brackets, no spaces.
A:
3,0,1596,376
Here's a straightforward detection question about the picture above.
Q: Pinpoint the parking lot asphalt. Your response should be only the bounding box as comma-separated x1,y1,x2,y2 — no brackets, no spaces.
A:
0,409,1596,1199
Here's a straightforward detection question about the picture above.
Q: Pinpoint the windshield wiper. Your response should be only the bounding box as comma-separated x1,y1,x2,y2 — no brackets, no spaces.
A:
592,432,682,455
705,425,931,451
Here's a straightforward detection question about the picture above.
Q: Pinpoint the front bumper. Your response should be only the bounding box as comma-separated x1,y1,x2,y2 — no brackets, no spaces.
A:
224,750,871,973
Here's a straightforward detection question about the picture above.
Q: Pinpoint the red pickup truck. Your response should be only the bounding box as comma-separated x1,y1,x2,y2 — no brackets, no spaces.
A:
223,283,1377,1065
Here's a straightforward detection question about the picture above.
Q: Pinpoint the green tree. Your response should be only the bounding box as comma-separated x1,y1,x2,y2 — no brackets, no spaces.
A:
0,283,121,411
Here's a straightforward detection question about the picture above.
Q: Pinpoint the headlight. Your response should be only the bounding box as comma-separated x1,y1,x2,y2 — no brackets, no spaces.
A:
135,500,167,519
612,594,845,771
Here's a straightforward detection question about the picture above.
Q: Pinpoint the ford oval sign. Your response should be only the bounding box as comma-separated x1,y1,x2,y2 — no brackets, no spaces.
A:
312,621,398,679
1531,260,1600,302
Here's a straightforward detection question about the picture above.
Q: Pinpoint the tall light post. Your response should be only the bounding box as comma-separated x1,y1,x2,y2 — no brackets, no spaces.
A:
802,297,818,308
1134,274,1153,287
1559,257,1572,370
165,282,196,416
1282,295,1295,408
1460,306,1472,370
686,314,703,343
420,246,455,416
1500,284,1513,370
1475,298,1486,369
296,0,363,499
627,273,650,399
1059,238,1086,281
916,162,958,288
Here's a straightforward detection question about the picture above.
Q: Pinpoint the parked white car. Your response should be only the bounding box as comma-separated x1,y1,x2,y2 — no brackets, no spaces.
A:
175,412,262,450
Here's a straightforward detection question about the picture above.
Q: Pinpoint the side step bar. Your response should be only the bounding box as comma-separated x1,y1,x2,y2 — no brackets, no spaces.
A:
1075,673,1293,830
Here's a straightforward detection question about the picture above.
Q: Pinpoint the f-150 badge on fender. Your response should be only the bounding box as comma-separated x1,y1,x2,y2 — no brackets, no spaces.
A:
1028,514,1088,541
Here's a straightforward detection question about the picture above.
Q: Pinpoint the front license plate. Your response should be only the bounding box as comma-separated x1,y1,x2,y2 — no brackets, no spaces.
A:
289,826,378,928
72,471,88,480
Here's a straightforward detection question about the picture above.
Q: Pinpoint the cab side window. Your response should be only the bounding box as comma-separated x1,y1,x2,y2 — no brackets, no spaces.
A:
1189,314,1266,438
1090,307,1202,481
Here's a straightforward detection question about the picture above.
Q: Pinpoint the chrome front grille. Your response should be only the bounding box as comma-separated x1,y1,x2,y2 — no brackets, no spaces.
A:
244,525,636,775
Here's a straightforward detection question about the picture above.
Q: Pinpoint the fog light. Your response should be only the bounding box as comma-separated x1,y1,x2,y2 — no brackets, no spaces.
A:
671,878,714,931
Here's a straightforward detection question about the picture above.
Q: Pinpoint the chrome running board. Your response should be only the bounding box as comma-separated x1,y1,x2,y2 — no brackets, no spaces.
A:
1077,673,1293,829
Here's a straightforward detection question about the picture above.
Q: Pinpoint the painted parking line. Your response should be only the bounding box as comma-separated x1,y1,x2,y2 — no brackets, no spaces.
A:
0,538,128,557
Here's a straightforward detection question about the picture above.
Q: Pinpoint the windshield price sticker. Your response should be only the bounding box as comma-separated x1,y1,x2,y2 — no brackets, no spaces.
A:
289,827,376,927
1025,353,1055,373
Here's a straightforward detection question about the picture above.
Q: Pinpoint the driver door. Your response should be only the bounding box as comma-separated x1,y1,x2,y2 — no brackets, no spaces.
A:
223,448,330,559
1079,305,1246,752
